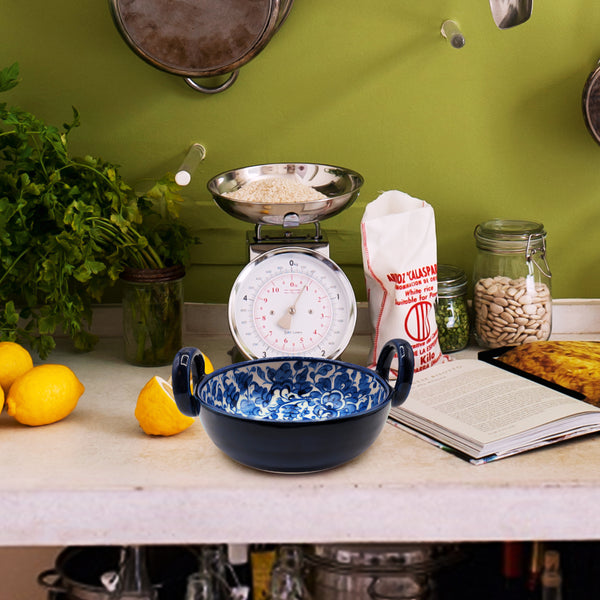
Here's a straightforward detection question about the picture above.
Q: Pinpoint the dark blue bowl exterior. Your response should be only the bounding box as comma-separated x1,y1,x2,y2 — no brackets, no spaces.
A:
199,402,391,473
171,340,414,473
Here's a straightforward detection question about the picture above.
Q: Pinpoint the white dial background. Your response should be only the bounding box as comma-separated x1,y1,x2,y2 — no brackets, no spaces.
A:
229,247,356,359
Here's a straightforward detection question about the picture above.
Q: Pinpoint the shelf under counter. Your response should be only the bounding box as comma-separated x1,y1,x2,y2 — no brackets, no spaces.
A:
0,301,598,547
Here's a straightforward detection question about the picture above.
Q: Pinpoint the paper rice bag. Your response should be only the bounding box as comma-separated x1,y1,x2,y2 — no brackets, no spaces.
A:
360,190,442,372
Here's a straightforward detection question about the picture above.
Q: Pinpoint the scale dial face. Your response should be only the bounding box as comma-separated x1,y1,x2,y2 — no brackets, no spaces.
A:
228,247,356,359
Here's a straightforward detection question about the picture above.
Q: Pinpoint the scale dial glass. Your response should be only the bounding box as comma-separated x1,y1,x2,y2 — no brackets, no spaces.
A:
229,247,356,359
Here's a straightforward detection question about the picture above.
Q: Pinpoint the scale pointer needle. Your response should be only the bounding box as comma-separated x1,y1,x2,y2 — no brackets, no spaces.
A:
277,284,308,330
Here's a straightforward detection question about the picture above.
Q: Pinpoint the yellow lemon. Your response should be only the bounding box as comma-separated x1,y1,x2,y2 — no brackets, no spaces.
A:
135,375,195,436
7,364,84,426
136,352,214,437
200,352,214,374
0,385,4,413
0,341,34,395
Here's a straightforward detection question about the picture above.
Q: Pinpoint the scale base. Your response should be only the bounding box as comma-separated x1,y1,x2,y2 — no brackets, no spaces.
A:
247,224,329,260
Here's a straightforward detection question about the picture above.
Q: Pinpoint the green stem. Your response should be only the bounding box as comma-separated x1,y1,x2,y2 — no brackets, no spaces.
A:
60,163,167,268
32,134,48,179
91,217,164,269
0,246,31,287
62,159,125,194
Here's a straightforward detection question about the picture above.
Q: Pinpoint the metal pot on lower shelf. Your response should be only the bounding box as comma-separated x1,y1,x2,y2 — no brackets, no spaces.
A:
38,545,199,600
304,544,461,600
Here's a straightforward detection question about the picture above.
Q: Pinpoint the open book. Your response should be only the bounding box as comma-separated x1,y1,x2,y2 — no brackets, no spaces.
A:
388,358,600,464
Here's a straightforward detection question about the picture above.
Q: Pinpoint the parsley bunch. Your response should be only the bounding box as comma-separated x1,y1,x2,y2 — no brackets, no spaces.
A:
0,63,194,358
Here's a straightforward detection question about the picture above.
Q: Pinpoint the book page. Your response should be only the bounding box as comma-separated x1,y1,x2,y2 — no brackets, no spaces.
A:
391,360,600,447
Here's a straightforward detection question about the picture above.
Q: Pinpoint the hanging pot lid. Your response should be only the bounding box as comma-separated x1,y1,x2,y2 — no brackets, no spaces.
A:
582,60,600,144
109,0,293,94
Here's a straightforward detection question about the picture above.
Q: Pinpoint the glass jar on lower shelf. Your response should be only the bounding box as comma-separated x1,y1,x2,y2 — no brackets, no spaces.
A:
435,264,470,353
472,219,552,349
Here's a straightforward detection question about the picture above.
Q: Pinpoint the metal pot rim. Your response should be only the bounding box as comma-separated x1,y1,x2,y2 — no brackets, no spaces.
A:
583,61,600,145
109,0,292,78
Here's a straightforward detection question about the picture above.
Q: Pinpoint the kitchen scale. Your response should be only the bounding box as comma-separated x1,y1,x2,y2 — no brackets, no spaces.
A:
207,163,364,360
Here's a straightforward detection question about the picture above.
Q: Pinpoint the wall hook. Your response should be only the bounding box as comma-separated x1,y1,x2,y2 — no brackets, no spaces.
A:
175,143,207,186
441,20,465,49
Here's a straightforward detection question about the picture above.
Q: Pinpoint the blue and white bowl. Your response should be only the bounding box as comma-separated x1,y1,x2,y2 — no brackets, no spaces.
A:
172,339,414,473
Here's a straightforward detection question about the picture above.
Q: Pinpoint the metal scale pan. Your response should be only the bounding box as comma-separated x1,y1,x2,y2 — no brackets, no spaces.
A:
207,162,364,228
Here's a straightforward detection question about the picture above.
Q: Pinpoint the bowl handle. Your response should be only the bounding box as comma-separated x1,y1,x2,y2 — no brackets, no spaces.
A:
375,339,415,407
171,347,206,416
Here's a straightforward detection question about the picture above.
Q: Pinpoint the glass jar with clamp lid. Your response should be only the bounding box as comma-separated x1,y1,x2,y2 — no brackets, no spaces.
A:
472,219,552,349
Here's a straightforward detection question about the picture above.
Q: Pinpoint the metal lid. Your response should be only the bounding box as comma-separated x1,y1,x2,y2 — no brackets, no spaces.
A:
474,219,546,253
437,264,467,297
308,544,434,570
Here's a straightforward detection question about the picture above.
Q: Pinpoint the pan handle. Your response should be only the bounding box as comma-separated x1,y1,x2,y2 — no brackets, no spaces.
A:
171,347,206,416
184,70,240,94
375,338,414,407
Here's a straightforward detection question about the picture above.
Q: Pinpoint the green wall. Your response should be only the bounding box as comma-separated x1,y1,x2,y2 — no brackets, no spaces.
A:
2,0,600,302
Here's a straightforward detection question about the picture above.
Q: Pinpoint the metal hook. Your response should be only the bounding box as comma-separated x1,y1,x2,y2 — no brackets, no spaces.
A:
441,20,466,49
175,143,207,186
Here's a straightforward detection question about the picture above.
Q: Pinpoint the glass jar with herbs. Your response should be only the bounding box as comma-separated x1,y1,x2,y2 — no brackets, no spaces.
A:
121,265,185,366
435,264,470,353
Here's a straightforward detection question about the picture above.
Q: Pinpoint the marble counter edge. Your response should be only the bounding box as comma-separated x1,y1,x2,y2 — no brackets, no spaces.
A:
3,482,600,546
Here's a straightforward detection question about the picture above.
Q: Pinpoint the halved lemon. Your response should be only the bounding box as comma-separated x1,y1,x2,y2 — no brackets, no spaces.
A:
135,375,195,436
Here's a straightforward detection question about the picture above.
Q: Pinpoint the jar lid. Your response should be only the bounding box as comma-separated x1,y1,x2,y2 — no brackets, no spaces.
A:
474,219,546,253
120,264,185,283
308,544,434,569
437,264,467,296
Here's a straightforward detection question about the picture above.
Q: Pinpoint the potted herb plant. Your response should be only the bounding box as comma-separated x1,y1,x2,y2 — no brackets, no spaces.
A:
0,63,194,364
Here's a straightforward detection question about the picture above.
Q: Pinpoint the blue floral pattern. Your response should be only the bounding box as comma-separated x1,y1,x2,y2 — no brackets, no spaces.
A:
198,359,389,422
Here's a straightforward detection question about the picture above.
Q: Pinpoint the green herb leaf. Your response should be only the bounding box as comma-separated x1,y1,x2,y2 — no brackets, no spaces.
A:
0,63,194,357
0,63,20,93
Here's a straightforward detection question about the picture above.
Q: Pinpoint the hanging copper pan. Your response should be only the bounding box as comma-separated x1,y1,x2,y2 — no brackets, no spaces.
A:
582,60,600,144
109,0,294,94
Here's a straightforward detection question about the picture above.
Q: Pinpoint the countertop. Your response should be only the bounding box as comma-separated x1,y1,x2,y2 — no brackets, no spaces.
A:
1,300,599,547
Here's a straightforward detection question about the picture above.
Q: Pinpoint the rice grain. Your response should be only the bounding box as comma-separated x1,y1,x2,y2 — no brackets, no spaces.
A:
224,177,327,203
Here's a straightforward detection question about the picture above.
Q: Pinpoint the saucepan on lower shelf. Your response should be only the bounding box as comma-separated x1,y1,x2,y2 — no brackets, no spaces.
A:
38,545,199,600
171,339,414,473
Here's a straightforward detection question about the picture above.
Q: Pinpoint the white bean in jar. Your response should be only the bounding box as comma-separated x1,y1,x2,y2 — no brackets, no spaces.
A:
473,276,551,348
472,219,552,349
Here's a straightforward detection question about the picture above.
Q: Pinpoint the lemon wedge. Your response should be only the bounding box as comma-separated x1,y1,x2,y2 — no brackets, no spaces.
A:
135,351,214,436
135,375,195,436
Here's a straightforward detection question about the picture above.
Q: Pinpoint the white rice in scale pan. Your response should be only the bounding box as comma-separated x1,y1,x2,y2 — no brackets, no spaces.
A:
224,177,327,203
